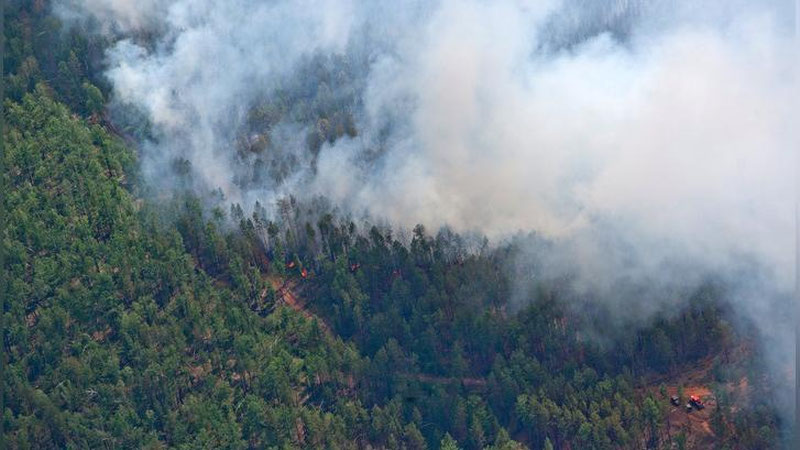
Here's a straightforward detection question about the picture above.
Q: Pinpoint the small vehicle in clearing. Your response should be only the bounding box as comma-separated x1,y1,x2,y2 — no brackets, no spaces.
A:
670,396,680,406
689,395,705,410
685,403,693,412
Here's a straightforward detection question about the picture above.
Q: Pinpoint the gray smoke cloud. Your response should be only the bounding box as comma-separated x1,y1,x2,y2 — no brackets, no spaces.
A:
57,0,797,420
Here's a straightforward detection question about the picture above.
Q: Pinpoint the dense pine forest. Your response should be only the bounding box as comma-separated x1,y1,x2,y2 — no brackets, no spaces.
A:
2,2,791,449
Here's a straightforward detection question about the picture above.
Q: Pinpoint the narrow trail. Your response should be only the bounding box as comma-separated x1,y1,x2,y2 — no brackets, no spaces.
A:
263,276,333,335
260,273,488,389
409,374,488,388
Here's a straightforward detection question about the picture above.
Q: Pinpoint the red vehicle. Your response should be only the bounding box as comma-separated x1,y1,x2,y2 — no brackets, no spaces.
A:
301,268,308,279
689,395,705,409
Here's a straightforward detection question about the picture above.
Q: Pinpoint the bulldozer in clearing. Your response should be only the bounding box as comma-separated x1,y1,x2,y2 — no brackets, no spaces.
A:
670,393,706,412
689,395,705,410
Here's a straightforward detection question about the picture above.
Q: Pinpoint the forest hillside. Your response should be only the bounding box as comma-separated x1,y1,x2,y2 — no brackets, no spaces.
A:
3,2,792,449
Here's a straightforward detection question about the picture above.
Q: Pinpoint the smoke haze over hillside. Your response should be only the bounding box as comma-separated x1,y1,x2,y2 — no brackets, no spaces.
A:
57,0,797,419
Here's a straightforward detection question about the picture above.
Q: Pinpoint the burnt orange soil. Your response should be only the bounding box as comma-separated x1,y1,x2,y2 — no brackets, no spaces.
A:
643,345,753,450
265,276,334,334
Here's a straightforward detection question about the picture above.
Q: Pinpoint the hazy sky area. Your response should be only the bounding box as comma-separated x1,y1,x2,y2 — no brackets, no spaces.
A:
56,0,798,419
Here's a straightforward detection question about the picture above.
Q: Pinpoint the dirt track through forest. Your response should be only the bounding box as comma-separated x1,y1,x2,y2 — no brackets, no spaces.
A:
262,274,488,389
265,277,334,334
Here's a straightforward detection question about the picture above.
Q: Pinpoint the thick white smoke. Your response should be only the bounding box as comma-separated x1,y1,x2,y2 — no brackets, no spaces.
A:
62,0,362,202
58,0,797,418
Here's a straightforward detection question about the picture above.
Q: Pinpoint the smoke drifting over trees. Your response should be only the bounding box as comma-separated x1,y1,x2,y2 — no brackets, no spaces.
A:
57,0,797,418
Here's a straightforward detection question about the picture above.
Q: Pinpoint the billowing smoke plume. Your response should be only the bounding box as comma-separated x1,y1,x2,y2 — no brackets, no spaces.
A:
57,0,797,418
